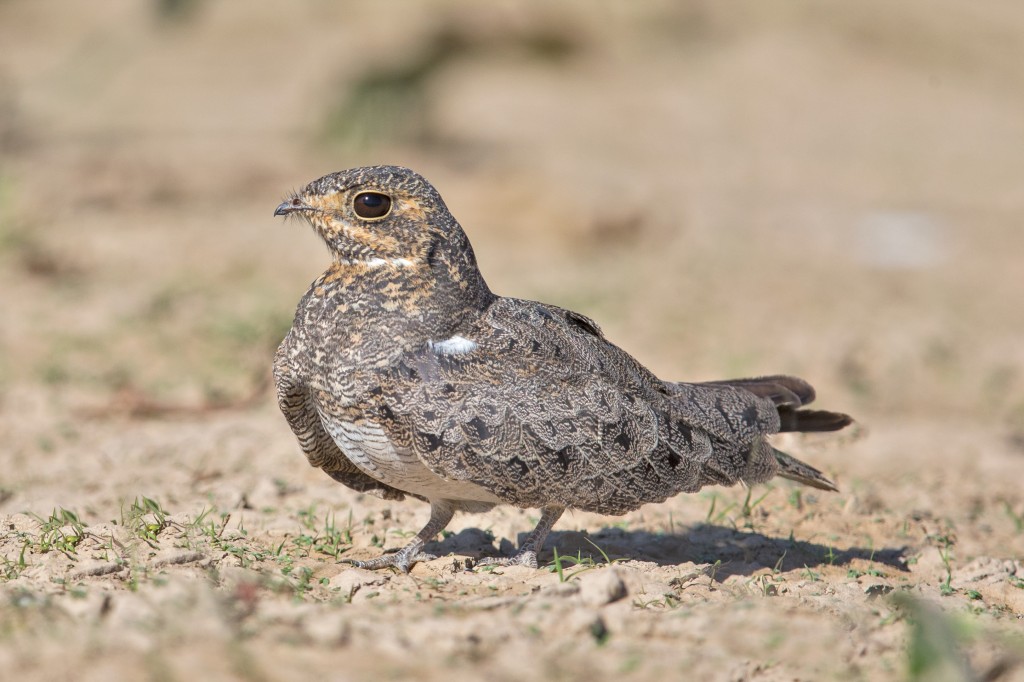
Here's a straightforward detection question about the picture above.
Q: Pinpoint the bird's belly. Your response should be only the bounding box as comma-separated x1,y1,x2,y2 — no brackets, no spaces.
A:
321,416,502,504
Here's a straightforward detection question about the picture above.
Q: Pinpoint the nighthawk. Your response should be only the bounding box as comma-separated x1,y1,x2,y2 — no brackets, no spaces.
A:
273,165,853,572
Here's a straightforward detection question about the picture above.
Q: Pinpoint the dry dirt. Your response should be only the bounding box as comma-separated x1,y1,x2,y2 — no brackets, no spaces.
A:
1,2,1023,680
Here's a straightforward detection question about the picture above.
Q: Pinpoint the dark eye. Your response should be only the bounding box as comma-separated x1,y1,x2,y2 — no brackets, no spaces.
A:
353,192,392,219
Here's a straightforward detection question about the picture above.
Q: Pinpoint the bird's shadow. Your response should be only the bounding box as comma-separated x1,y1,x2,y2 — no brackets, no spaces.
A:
425,523,908,579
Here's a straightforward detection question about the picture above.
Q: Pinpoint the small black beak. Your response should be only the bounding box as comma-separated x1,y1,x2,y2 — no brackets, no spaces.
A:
274,198,311,216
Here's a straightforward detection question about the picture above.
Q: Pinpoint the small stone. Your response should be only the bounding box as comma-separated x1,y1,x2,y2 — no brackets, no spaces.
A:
579,567,628,607
68,561,125,580
539,581,580,599
150,550,205,568
864,584,893,599
952,557,1019,589
329,568,389,600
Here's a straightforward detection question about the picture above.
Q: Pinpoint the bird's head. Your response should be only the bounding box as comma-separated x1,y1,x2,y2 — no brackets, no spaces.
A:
275,165,462,268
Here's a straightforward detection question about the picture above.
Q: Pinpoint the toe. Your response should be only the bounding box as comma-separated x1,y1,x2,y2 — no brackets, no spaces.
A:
344,554,407,572
473,550,539,570
514,550,539,569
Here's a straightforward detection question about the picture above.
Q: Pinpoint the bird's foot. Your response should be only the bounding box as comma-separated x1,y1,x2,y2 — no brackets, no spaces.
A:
474,549,539,570
346,547,437,573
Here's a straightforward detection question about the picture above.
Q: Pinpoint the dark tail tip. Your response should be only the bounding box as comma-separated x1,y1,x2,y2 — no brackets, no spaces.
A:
778,408,854,433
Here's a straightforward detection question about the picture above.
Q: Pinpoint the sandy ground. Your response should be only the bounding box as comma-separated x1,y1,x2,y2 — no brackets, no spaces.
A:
1,2,1023,680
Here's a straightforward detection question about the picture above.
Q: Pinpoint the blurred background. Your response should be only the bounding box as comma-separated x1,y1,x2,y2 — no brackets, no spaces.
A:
1,0,1023,468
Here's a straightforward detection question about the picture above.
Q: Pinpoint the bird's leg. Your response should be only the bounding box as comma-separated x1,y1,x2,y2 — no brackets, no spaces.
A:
347,500,454,573
476,505,565,569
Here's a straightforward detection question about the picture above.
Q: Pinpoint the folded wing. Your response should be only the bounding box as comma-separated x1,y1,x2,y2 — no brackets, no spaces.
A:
366,298,791,515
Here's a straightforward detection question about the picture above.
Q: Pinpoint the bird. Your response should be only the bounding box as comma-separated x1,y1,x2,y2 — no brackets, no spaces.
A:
272,165,853,573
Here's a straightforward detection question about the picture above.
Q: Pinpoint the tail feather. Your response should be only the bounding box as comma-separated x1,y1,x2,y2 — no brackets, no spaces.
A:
702,375,853,434
700,375,816,407
772,447,838,492
778,407,853,433
694,374,852,492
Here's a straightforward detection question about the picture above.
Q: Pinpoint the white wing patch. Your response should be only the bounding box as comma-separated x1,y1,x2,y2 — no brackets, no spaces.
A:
429,335,478,355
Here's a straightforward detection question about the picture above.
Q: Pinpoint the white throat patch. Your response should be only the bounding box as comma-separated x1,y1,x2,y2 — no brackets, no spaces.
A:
429,335,478,355
368,257,415,268
359,257,416,268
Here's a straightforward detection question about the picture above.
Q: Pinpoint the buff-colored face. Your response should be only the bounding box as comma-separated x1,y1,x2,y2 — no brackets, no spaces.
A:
275,165,449,266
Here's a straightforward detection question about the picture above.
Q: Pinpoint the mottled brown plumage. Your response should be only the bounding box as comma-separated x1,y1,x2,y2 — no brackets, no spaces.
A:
273,166,853,572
